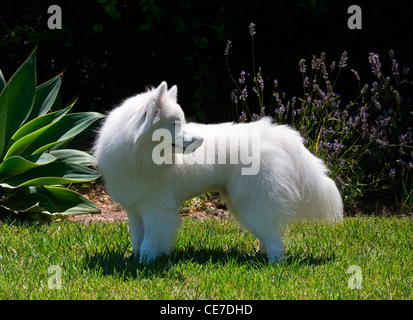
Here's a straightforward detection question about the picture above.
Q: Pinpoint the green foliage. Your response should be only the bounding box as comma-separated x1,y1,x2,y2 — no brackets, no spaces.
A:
0,48,104,216
180,195,208,214
226,26,413,211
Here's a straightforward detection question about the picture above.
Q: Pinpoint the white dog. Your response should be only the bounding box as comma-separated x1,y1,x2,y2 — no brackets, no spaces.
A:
93,82,343,263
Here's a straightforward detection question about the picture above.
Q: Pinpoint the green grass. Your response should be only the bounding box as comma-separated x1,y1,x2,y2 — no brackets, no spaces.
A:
0,216,412,299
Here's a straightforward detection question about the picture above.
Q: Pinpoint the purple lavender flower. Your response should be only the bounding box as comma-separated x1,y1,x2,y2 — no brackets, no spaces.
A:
360,83,368,95
376,138,389,147
351,69,360,81
311,55,321,70
339,51,348,68
252,106,266,121
249,22,256,36
348,115,360,128
320,52,326,63
391,87,401,105
359,106,368,121
303,76,309,88
371,81,381,92
389,168,396,180
224,40,232,56
321,63,328,80
332,139,344,154
330,61,336,72
326,80,333,94
399,130,412,148
313,83,325,98
231,90,238,104
241,88,248,101
299,59,306,73
391,59,399,77
258,74,264,89
239,70,246,84
260,105,266,117
368,53,382,76
239,111,247,122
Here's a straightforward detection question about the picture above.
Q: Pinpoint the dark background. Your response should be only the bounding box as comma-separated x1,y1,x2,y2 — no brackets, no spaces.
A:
1,0,412,122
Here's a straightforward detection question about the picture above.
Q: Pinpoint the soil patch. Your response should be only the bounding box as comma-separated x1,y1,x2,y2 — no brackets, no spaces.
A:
69,183,229,223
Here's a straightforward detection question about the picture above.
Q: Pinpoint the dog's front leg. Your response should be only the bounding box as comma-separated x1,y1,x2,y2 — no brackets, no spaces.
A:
126,211,144,257
139,210,181,263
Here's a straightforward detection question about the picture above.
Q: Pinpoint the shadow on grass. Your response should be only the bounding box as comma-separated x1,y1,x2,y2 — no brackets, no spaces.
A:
84,245,334,280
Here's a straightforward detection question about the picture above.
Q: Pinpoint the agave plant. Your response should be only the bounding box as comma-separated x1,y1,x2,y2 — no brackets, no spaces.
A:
0,48,104,215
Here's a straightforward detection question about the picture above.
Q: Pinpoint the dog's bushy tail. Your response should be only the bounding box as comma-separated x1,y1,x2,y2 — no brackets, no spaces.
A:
295,175,343,223
294,149,344,223
316,176,344,222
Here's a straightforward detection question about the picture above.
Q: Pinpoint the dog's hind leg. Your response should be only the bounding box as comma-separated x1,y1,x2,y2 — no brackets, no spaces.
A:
250,223,285,263
249,225,285,262
222,192,284,261
139,210,181,263
231,201,286,263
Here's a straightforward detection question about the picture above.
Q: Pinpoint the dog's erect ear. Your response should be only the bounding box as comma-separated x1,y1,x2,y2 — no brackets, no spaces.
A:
132,82,167,146
168,85,178,102
153,81,168,104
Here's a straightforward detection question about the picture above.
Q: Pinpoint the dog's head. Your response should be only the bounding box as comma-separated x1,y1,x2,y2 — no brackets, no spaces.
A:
133,82,204,155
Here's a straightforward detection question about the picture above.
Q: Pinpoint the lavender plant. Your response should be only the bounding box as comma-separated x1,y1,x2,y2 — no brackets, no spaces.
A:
225,24,413,211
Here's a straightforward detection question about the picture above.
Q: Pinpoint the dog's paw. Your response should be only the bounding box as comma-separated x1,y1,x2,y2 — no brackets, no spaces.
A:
139,254,155,264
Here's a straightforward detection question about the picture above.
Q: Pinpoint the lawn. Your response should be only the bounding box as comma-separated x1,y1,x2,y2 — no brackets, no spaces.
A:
0,216,412,299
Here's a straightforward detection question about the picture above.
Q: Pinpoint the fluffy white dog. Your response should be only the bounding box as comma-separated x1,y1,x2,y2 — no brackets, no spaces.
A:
94,82,343,263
